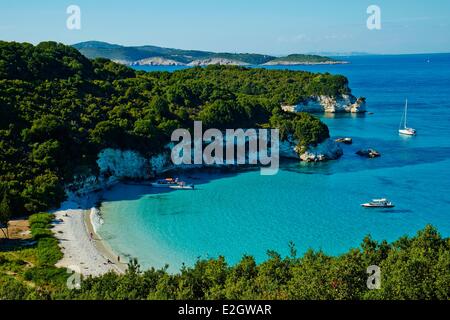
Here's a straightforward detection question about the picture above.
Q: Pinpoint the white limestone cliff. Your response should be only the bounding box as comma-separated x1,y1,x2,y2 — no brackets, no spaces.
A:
132,57,185,66
97,149,151,179
282,95,366,113
188,58,249,66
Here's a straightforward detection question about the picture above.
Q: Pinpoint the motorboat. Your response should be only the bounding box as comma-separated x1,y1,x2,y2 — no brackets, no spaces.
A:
361,199,395,208
169,181,195,190
169,184,195,190
151,178,179,188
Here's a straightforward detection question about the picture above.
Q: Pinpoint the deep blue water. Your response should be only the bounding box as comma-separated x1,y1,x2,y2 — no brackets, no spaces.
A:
98,54,450,272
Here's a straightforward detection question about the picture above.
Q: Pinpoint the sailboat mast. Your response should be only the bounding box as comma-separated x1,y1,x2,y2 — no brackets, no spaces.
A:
404,99,408,128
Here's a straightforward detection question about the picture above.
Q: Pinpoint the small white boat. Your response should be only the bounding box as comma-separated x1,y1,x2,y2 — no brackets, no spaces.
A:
151,178,179,188
170,184,195,190
399,128,416,136
361,199,395,208
399,99,416,136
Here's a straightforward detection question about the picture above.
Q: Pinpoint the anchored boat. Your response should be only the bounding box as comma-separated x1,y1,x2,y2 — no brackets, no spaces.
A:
151,178,179,188
361,199,395,208
169,181,195,190
169,184,195,190
399,99,417,136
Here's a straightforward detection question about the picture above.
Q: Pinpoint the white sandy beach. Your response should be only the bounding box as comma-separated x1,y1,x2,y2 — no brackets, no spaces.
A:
52,201,127,277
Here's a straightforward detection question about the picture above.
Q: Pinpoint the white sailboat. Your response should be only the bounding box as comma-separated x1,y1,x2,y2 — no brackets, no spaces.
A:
399,99,417,136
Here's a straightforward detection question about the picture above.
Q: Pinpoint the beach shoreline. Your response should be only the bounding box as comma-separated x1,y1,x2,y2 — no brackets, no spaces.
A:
85,207,128,272
52,200,127,277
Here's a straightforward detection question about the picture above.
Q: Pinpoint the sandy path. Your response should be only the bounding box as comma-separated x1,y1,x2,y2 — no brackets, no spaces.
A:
0,218,31,240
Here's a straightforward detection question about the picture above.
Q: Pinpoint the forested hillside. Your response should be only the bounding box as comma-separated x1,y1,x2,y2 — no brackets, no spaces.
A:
73,41,341,66
0,41,349,216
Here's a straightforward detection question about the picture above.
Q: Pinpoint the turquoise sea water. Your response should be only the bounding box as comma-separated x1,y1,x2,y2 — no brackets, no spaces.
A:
98,54,450,272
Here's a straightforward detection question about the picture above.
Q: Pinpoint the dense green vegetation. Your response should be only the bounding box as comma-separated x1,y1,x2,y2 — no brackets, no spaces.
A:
270,109,330,151
62,226,450,300
0,41,347,217
1,224,449,300
73,41,340,65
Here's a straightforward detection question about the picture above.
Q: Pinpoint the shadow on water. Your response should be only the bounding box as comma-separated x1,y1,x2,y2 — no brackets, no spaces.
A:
376,176,396,186
320,112,368,120
382,209,414,214
100,168,248,203
159,211,190,216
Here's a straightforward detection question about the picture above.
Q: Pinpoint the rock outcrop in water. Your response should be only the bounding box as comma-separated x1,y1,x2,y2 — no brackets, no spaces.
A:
356,149,381,158
282,95,366,113
279,137,343,162
299,139,344,162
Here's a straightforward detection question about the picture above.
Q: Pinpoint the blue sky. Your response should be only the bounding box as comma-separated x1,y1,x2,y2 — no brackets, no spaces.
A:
1,0,449,54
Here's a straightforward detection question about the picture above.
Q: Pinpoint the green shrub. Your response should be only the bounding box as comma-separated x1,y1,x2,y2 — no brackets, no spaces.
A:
36,237,62,266
28,213,62,266
0,275,31,300
23,266,68,286
0,256,27,273
29,213,54,228
30,227,53,240
29,213,56,240
270,111,329,147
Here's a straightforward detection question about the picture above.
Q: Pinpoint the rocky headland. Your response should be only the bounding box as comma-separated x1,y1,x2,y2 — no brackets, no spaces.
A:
282,95,366,113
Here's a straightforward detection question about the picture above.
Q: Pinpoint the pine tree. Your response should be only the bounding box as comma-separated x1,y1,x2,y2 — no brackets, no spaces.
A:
0,192,12,239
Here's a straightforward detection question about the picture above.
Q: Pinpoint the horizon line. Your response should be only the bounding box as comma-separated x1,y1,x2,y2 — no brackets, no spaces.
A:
3,39,450,57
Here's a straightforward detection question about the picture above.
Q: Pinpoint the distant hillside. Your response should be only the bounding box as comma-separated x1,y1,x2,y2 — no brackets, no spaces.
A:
73,41,344,66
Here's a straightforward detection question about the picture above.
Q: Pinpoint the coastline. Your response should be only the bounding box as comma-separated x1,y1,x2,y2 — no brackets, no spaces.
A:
262,61,349,66
130,61,350,67
52,168,268,276
52,200,127,277
85,208,128,273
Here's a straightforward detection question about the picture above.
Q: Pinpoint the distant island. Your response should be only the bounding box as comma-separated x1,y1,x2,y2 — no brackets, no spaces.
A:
73,41,347,66
263,54,350,66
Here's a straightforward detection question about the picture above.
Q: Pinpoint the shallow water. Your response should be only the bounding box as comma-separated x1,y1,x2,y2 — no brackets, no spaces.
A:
98,54,450,272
